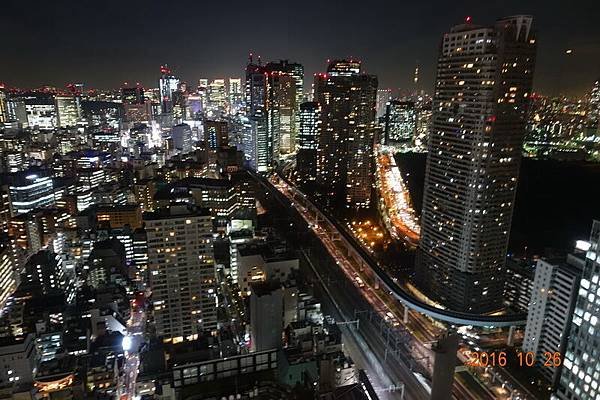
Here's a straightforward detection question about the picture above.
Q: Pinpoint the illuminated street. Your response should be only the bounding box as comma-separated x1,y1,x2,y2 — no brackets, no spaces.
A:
375,146,420,246
268,173,534,400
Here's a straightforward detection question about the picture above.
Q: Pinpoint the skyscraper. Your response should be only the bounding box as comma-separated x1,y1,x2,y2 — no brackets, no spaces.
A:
244,59,270,172
265,60,304,155
555,222,600,400
384,100,416,146
314,60,377,208
159,65,179,114
121,84,145,105
416,16,537,313
228,78,243,113
122,84,152,123
207,79,227,116
296,101,320,184
145,205,217,342
376,88,392,119
55,95,82,128
0,85,8,124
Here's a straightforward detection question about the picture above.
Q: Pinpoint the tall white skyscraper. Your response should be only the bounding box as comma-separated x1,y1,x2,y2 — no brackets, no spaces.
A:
145,205,217,342
416,16,537,312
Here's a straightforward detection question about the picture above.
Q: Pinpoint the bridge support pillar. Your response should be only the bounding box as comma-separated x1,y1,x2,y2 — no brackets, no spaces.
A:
507,325,516,347
403,306,409,324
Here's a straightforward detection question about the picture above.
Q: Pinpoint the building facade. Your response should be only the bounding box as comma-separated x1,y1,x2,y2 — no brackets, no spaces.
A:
523,258,582,387
555,222,600,399
145,205,217,341
314,60,378,208
416,16,537,312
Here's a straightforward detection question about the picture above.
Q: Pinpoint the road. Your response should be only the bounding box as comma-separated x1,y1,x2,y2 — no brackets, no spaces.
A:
260,172,521,400
375,146,420,246
119,296,146,400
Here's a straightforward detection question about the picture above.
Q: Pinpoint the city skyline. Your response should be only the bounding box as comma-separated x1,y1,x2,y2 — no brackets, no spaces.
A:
1,0,599,97
2,5,600,400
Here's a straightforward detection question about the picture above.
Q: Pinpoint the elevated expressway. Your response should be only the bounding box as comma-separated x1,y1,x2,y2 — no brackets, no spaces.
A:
254,171,527,328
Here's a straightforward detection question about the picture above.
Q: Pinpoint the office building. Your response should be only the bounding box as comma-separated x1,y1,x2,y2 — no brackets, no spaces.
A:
416,16,537,312
0,244,17,311
228,77,243,113
523,257,582,387
159,65,179,114
0,85,7,123
121,85,145,104
296,101,320,184
555,222,600,399
22,250,69,295
504,258,536,313
207,79,227,115
250,280,283,352
376,88,392,119
55,95,81,128
314,59,378,208
385,100,416,146
170,123,193,154
145,205,217,341
25,101,56,130
8,172,55,216
265,60,303,156
96,204,143,229
244,59,270,172
0,334,36,385
122,84,152,122
204,120,229,149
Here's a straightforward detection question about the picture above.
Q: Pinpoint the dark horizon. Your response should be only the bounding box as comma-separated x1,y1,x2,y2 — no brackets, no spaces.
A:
1,0,599,97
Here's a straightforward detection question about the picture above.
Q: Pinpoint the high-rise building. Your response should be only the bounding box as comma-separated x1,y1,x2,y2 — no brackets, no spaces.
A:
376,89,392,119
314,59,378,208
159,65,179,114
55,95,82,128
228,78,243,114
250,280,283,352
416,16,537,313
207,79,227,116
267,71,296,157
296,101,320,184
0,85,7,124
384,100,416,146
145,205,217,342
523,257,582,387
265,60,304,156
8,172,55,216
170,123,193,154
555,222,600,400
121,85,145,104
0,244,17,310
204,120,229,149
588,79,600,126
244,60,270,172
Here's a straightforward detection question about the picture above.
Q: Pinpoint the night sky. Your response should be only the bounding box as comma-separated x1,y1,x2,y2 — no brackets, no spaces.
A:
1,0,599,96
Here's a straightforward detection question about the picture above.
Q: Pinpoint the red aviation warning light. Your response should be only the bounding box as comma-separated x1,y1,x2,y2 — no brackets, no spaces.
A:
465,16,472,23
160,65,171,75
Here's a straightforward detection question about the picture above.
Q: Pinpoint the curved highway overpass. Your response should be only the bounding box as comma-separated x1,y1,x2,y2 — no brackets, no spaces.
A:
253,170,527,328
